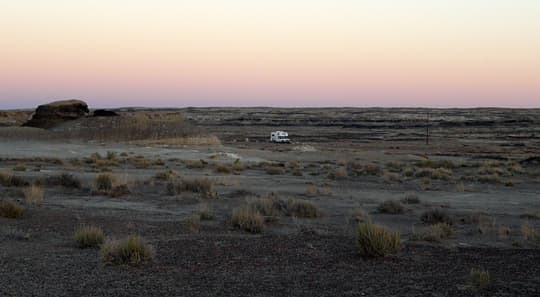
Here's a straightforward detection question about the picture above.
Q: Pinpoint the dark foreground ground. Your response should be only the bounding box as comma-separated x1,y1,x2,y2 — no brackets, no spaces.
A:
2,208,539,297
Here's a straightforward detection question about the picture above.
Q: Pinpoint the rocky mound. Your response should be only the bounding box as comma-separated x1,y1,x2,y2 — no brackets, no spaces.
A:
24,100,89,129
92,109,119,117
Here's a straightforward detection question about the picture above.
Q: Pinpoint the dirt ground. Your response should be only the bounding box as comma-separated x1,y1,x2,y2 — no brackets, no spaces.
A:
1,108,540,296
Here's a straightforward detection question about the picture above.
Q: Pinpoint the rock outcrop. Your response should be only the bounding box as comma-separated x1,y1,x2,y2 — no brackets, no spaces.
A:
93,109,119,117
24,99,89,129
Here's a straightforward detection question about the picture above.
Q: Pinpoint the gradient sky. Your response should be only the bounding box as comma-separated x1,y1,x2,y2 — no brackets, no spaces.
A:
1,0,539,108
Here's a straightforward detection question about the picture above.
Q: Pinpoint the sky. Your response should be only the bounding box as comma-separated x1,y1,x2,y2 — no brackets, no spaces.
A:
0,0,539,109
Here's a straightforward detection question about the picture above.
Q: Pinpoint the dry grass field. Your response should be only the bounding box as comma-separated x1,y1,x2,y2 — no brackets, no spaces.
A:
1,107,539,296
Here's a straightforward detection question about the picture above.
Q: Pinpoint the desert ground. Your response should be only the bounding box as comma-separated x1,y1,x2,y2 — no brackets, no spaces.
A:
1,106,540,296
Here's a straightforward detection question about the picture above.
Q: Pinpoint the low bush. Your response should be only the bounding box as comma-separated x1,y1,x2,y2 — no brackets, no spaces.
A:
377,200,404,214
231,206,264,233
101,235,154,265
421,209,454,225
356,223,401,257
0,200,24,218
74,226,105,248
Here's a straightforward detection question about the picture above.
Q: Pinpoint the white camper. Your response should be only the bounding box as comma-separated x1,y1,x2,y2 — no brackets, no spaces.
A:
270,131,290,143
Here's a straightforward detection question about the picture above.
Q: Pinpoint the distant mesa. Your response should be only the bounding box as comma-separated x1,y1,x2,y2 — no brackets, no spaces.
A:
24,99,90,129
92,109,119,117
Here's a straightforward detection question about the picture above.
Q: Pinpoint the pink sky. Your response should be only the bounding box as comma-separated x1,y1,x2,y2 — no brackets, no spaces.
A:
1,1,539,109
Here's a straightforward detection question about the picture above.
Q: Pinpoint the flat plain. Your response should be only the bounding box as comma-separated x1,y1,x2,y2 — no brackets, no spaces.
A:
1,107,540,296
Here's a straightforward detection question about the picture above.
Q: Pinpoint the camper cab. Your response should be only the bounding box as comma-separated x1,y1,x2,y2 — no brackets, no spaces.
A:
270,131,290,143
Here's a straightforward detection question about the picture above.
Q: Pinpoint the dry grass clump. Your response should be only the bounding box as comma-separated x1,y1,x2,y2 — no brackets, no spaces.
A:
95,173,115,191
0,226,30,240
231,206,264,233
416,159,457,169
385,161,406,173
12,163,27,172
214,164,233,174
23,184,44,206
356,223,401,257
414,168,453,180
469,268,490,290
377,200,404,214
154,170,177,181
383,171,402,183
521,223,540,242
101,235,154,266
168,177,216,198
476,174,503,184
287,160,301,169
286,199,320,218
198,203,215,220
520,211,540,220
85,152,120,168
45,173,82,189
249,195,287,217
328,167,348,180
186,159,207,169
109,184,131,198
347,162,382,176
248,196,320,218
74,226,105,248
401,193,420,204
128,156,153,169
185,214,201,233
0,173,29,187
0,200,25,219
265,166,285,175
418,223,454,242
421,209,454,225
351,207,370,223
